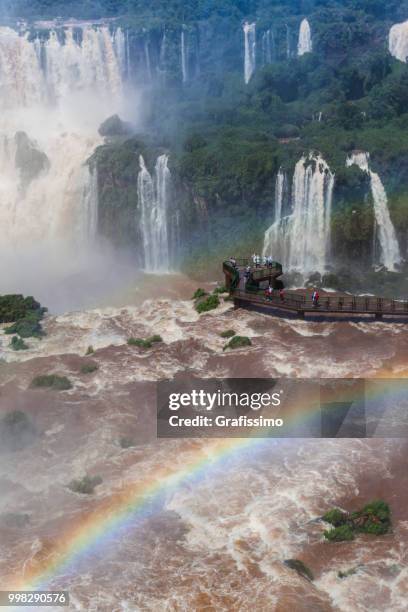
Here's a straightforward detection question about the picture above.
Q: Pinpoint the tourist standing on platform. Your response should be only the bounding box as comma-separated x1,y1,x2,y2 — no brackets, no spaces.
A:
279,288,285,302
312,289,320,307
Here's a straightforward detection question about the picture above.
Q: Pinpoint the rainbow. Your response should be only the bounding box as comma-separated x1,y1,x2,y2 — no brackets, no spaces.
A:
8,377,407,591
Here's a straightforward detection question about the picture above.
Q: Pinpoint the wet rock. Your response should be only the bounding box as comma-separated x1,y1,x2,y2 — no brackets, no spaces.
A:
15,131,49,188
0,410,37,453
98,114,133,138
284,559,314,581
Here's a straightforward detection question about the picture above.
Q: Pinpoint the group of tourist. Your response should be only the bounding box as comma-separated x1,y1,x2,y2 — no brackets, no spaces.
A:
264,285,285,302
252,254,275,268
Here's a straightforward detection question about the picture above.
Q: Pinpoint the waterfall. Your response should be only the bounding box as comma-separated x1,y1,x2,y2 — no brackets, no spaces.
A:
181,28,187,83
114,27,126,78
263,169,287,260
286,25,291,59
346,152,401,270
138,154,172,273
126,29,131,79
243,22,256,84
144,39,152,80
0,25,125,257
262,29,273,65
81,165,99,243
298,18,312,56
263,154,334,274
389,21,408,62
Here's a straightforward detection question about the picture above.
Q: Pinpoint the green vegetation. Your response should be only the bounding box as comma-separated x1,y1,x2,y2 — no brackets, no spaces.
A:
220,329,236,339
324,524,355,542
213,285,227,294
0,294,44,323
322,508,348,527
192,288,207,300
68,475,103,495
85,345,95,355
30,374,72,391
127,334,163,348
224,335,252,350
10,336,29,351
284,559,314,581
323,500,391,542
195,294,220,313
338,567,359,579
0,295,46,339
120,436,136,449
80,362,99,374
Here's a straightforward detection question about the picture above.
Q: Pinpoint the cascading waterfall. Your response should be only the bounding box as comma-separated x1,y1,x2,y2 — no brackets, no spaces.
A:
262,29,273,64
286,25,291,59
263,154,334,274
181,28,187,83
263,169,287,261
144,39,152,80
389,21,408,62
138,154,172,273
243,22,256,84
298,18,312,56
346,152,401,270
81,165,99,243
0,24,125,257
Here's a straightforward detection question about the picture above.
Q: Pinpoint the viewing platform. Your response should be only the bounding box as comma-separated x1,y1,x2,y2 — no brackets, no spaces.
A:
223,259,408,322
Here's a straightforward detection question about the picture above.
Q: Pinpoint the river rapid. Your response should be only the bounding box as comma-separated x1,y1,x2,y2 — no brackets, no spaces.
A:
0,274,407,612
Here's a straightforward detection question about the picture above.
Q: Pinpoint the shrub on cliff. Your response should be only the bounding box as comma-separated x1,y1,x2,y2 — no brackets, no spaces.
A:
195,294,220,313
322,508,348,527
127,335,163,349
80,362,99,374
0,294,46,324
2,295,47,339
31,374,72,391
323,500,391,541
68,475,102,495
324,524,355,542
192,288,207,299
10,336,28,351
223,335,252,350
213,285,227,294
220,329,236,338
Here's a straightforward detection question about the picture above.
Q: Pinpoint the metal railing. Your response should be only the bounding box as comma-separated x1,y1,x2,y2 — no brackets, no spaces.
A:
232,290,408,315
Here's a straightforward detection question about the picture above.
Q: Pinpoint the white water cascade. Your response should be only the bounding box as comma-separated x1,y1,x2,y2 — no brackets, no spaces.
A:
346,152,401,270
181,28,187,83
298,18,312,56
389,21,408,62
262,29,273,64
263,169,287,261
263,154,334,274
243,22,256,84
138,154,172,273
0,24,126,259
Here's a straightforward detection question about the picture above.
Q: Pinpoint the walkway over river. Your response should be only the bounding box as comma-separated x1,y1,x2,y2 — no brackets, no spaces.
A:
223,259,408,322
